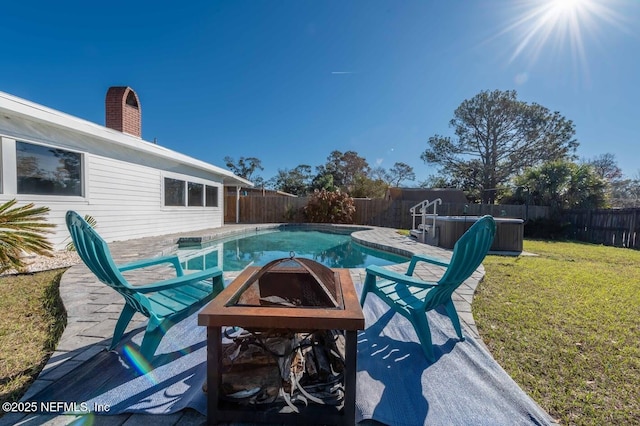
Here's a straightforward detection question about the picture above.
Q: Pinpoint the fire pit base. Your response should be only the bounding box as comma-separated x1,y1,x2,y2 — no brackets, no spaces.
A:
199,267,364,425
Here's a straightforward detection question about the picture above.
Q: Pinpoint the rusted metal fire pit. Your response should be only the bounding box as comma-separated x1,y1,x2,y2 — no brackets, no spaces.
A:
198,257,365,425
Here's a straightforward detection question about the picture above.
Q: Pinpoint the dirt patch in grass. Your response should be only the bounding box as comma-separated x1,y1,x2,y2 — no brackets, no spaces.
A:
0,269,67,409
474,240,640,425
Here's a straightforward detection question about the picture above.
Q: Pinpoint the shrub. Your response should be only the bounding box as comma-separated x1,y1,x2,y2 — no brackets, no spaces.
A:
0,199,55,273
303,189,356,224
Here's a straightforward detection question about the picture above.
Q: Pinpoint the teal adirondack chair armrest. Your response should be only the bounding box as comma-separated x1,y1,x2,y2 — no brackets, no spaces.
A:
133,267,223,294
406,254,450,276
118,254,185,277
365,265,438,289
65,209,227,361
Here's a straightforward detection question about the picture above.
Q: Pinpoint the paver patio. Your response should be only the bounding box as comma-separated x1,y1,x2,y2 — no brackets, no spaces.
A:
3,224,491,426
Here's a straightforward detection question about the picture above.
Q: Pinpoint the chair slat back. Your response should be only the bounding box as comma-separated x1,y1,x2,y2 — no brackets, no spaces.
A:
428,215,496,306
66,211,152,316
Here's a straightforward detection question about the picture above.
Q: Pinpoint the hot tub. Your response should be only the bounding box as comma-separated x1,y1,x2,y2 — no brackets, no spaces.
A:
435,216,524,252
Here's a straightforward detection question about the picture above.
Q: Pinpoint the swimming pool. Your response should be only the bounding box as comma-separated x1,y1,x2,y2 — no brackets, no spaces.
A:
179,228,408,272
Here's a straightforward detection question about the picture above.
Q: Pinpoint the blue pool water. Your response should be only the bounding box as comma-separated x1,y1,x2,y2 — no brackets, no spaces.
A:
179,229,407,272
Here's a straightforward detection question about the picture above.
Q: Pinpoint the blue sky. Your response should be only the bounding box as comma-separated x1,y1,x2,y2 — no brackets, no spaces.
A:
1,0,639,186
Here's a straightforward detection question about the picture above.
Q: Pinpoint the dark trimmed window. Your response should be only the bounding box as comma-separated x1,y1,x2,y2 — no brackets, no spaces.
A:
16,141,82,196
164,178,185,206
206,185,219,207
188,182,204,207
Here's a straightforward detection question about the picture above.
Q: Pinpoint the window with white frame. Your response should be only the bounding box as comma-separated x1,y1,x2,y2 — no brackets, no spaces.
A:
16,141,82,196
164,177,220,207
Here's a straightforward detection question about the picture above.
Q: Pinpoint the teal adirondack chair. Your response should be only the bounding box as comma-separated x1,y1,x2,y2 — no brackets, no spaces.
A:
360,215,496,361
65,210,224,360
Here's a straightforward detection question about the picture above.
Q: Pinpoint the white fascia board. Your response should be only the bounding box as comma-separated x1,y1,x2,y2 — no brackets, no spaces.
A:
0,91,253,187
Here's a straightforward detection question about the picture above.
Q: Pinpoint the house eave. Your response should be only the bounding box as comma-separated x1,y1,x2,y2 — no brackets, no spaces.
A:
0,90,252,188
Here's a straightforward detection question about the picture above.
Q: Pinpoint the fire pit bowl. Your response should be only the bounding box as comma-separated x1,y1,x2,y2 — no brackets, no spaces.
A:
229,256,343,309
199,258,364,425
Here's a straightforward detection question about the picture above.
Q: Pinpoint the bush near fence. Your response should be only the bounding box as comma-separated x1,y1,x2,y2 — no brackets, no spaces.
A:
224,195,549,229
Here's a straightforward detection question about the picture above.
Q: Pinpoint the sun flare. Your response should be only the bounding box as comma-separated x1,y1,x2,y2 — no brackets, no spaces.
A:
499,0,627,70
552,0,583,13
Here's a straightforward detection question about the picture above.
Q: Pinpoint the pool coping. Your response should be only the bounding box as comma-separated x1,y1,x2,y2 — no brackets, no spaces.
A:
4,223,486,425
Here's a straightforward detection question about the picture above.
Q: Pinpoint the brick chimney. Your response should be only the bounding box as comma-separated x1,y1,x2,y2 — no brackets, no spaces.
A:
105,86,141,137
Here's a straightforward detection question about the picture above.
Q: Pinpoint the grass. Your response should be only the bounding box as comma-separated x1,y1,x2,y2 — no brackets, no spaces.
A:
0,269,67,409
474,240,640,425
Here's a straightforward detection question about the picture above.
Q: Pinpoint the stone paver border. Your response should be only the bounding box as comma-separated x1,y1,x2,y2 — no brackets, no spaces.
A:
4,224,485,426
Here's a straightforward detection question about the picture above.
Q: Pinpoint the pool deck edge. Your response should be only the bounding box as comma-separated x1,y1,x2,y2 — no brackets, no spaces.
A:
5,223,486,426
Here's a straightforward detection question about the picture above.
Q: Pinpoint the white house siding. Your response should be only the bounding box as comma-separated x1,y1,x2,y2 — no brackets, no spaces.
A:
84,155,224,243
0,92,247,250
0,146,224,249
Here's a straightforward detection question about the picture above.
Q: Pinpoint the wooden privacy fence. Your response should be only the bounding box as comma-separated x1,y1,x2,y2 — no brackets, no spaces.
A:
225,196,549,229
564,208,640,249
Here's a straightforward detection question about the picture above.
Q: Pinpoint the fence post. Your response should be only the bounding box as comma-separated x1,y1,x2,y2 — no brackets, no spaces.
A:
633,210,639,249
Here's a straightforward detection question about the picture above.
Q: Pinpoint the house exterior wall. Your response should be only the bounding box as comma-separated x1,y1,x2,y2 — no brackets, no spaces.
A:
84,155,224,242
0,134,224,249
0,90,244,250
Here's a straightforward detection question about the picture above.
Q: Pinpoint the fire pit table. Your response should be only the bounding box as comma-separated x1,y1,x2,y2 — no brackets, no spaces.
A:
198,259,365,425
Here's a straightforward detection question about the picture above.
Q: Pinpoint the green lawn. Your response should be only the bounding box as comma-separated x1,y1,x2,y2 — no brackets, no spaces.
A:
474,240,640,425
0,270,66,409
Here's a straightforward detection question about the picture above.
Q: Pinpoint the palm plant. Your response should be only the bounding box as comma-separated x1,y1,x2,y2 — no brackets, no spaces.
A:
0,199,55,273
